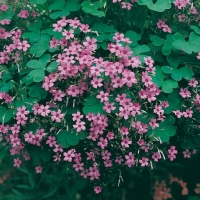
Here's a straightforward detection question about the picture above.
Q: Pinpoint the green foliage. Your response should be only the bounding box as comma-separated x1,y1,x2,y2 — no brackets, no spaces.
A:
150,115,176,142
138,0,171,12
82,0,106,17
173,32,200,54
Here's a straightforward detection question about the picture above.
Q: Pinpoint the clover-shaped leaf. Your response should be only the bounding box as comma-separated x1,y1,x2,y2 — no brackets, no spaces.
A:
152,66,178,93
190,25,200,35
125,31,141,46
82,1,105,17
0,107,14,123
30,34,51,57
30,0,47,4
133,44,150,55
152,115,176,142
173,32,200,54
162,79,178,93
27,83,47,100
150,35,164,46
22,20,42,43
138,0,171,12
83,102,107,115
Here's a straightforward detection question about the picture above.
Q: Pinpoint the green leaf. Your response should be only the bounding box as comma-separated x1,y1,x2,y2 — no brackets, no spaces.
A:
22,32,40,43
0,107,14,123
190,25,200,35
46,61,58,72
150,35,164,46
138,0,171,12
42,148,51,162
161,66,173,74
173,32,200,54
67,133,79,146
167,54,180,69
49,0,65,10
27,20,42,33
125,30,141,46
50,10,70,19
28,83,47,99
30,0,47,4
151,66,167,87
133,44,150,55
171,70,182,81
162,43,171,55
2,71,12,83
82,1,105,17
187,196,200,200
162,79,178,93
30,34,50,57
0,8,15,20
178,67,194,80
83,95,99,105
153,116,176,142
57,130,70,148
27,60,44,69
65,0,81,11
0,80,15,92
27,69,45,82
83,103,107,115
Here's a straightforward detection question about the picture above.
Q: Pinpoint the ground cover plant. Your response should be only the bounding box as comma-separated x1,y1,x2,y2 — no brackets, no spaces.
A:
0,0,200,199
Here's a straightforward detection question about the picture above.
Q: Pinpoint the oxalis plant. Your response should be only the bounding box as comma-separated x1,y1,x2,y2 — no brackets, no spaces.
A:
0,0,200,196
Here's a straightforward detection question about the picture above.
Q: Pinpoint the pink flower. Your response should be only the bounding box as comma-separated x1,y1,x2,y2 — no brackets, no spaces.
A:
63,149,75,162
51,109,65,122
17,40,30,51
197,52,200,59
149,118,159,130
125,152,135,167
103,102,116,113
97,137,108,149
139,157,149,167
94,186,102,194
121,137,132,148
14,157,22,168
35,166,42,173
46,136,56,147
0,4,8,11
91,77,103,88
152,152,161,162
18,10,29,18
38,105,51,117
62,29,74,39
96,91,109,102
189,78,198,87
73,121,86,132
183,149,191,158
72,111,83,122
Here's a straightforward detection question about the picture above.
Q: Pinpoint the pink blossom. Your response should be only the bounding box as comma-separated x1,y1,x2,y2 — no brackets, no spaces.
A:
94,186,102,194
73,121,86,132
121,137,132,148
139,157,149,167
35,166,42,173
51,109,65,122
14,157,22,168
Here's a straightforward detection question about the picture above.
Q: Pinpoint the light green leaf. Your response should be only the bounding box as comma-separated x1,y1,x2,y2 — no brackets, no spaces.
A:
138,0,171,12
150,35,164,46
153,116,176,142
162,79,178,93
50,10,70,19
27,60,44,69
30,34,50,57
83,103,107,115
46,61,58,72
57,130,70,148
